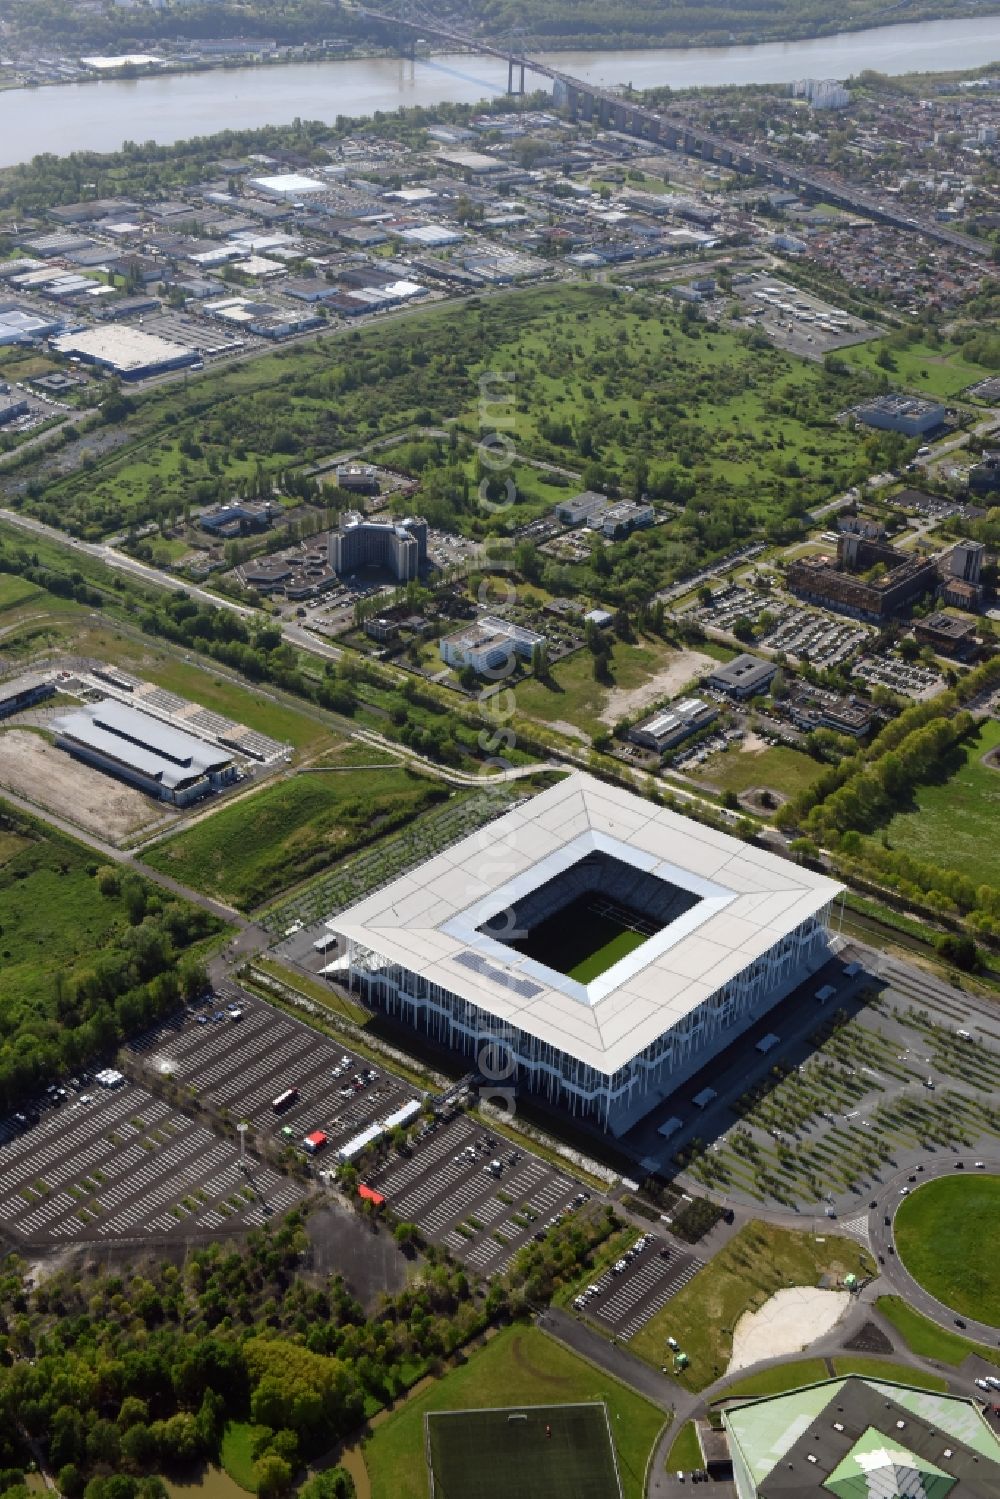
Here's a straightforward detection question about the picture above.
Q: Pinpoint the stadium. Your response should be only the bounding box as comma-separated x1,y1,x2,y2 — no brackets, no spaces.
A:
332,773,841,1135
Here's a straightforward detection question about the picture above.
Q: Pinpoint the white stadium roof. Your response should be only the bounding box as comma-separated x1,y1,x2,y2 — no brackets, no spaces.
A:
332,772,841,1075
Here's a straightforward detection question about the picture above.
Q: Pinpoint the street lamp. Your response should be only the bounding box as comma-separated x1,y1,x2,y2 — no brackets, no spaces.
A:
237,1121,249,1168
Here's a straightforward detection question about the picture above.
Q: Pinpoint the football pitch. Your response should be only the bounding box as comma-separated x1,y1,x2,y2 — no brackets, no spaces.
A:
426,1403,623,1499
510,897,651,982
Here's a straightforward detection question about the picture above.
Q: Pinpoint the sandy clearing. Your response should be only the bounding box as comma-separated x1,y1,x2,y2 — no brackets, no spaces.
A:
739,729,769,755
727,1286,850,1374
0,727,169,843
598,649,717,726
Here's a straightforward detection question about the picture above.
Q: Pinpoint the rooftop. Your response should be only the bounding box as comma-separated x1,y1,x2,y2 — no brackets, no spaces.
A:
332,772,839,1075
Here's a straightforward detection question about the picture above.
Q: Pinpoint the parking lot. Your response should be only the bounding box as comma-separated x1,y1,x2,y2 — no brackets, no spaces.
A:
0,1080,305,1245
854,655,944,699
126,987,419,1158
368,1112,584,1278
690,585,870,670
576,1235,705,1341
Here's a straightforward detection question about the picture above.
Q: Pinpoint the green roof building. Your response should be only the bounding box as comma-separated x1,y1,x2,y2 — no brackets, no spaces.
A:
723,1376,1000,1498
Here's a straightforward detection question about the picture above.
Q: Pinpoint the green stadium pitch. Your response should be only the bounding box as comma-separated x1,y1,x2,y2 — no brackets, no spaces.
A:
425,1403,623,1499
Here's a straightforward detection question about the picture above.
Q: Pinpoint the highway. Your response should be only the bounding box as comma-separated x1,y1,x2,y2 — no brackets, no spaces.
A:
356,1,990,260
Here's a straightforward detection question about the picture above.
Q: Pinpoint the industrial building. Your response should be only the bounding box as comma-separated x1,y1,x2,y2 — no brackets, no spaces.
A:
855,394,947,436
707,654,778,699
630,697,717,753
0,303,64,345
328,512,427,582
331,773,840,1135
787,535,938,622
51,325,200,380
0,675,55,719
725,1374,1000,1498
0,397,28,426
53,698,236,806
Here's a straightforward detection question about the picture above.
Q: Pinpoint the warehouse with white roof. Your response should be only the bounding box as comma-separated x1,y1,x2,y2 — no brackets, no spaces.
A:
53,698,235,805
332,773,841,1134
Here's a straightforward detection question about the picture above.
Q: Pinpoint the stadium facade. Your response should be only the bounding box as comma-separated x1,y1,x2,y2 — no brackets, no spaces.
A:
331,773,841,1135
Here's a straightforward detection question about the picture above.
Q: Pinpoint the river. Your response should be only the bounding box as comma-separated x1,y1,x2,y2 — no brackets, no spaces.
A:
1,13,1000,167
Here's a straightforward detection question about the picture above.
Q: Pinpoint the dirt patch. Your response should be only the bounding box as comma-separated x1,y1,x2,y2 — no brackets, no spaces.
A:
739,729,770,756
0,727,167,843
728,1287,850,1373
598,649,717,726
305,1204,409,1308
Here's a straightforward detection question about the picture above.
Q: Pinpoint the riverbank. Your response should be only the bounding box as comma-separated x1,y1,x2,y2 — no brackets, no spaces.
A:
2,13,1000,166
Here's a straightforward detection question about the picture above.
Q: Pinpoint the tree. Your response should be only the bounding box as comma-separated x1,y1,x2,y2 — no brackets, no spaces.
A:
254,1455,293,1499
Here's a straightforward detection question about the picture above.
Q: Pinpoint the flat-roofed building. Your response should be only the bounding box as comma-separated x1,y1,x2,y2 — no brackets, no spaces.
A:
439,623,516,675
855,393,946,436
53,698,235,805
630,697,716,753
707,653,777,699
914,610,978,658
51,325,199,380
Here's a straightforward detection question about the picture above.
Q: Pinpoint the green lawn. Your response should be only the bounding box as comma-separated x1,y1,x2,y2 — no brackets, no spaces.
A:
829,1356,947,1392
221,1421,270,1492
0,575,43,612
664,1421,702,1473
629,1223,874,1391
867,720,1000,886
714,1359,829,1401
845,338,996,401
876,1296,1000,1369
692,742,822,803
144,768,447,910
894,1174,1000,1327
363,1326,665,1499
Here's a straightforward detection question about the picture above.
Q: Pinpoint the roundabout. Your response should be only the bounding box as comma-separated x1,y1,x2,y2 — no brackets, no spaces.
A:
894,1171,1000,1329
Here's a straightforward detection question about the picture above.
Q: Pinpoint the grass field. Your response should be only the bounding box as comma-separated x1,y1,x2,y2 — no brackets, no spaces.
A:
629,1223,874,1391
691,742,822,803
664,1422,702,1474
144,768,447,910
510,637,678,739
876,1297,1000,1369
894,1174,1000,1327
845,338,995,401
508,897,652,982
426,1404,622,1499
866,720,1000,886
0,575,43,612
220,1420,269,1491
363,1326,664,1499
715,1360,830,1401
